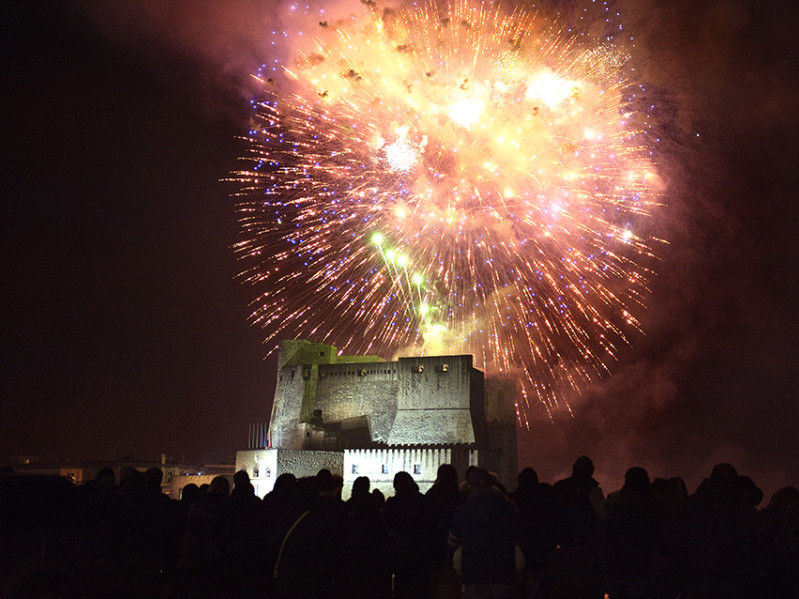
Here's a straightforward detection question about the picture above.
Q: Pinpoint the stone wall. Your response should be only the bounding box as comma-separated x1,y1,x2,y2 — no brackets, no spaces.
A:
313,362,398,444
235,448,343,497
342,446,480,499
484,376,520,487
236,449,279,497
484,376,518,425
267,366,307,448
388,355,484,445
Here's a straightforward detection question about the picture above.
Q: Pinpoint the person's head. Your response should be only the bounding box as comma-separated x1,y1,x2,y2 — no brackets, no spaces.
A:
738,475,763,508
209,475,230,496
435,464,459,489
233,470,250,487
572,456,594,477
767,486,799,516
145,467,163,492
710,463,737,483
624,467,650,491
118,466,139,487
273,472,297,493
517,467,539,491
119,467,146,492
293,476,320,509
393,471,419,496
669,476,687,500
181,483,200,503
318,474,343,501
466,467,492,490
352,476,371,497
96,467,115,483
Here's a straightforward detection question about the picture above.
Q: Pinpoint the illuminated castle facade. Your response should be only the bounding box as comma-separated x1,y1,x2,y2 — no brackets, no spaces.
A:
236,339,518,497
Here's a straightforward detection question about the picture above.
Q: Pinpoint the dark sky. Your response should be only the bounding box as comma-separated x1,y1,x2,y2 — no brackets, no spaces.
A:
2,0,798,500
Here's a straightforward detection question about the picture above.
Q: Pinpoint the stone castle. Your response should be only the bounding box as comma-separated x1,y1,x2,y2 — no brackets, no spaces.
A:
236,339,518,497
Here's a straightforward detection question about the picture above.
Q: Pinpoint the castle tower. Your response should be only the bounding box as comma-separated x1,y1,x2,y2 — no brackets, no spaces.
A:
386,354,489,446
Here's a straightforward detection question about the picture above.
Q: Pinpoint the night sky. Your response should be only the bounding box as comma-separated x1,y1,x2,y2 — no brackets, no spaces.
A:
3,0,798,501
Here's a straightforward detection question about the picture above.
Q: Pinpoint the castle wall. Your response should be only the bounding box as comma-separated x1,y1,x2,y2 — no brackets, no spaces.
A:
484,376,518,425
236,449,279,497
267,366,308,448
313,362,398,444
484,376,520,487
388,355,481,445
236,448,343,497
469,369,489,446
342,447,480,498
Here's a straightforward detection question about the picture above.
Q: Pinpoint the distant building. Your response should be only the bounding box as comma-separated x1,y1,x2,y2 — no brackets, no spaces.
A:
5,457,234,499
236,339,518,498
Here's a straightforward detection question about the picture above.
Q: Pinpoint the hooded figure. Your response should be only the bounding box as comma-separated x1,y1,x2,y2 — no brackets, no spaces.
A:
448,467,520,598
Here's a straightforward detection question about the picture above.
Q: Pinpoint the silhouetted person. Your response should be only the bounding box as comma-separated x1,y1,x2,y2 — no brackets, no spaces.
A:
176,475,231,598
651,476,688,519
604,467,667,599
673,463,762,599
510,467,555,599
265,474,317,594
272,474,348,598
229,470,267,596
346,475,375,514
143,467,181,586
144,467,163,494
385,471,433,599
263,472,298,523
175,483,200,539
231,470,258,502
448,467,520,599
174,483,200,559
761,486,799,599
107,467,169,597
83,466,118,504
372,487,386,510
549,456,605,599
460,465,479,500
426,464,464,599
343,476,392,598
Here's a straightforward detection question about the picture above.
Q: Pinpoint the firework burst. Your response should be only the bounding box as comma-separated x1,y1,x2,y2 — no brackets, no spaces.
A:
230,0,664,423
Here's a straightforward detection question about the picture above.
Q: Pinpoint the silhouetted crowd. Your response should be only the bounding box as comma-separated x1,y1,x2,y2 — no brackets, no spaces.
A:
1,459,798,599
